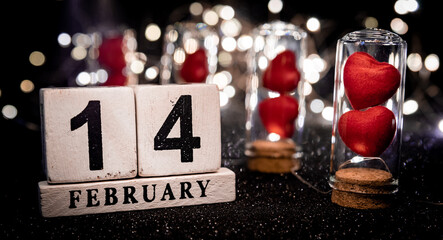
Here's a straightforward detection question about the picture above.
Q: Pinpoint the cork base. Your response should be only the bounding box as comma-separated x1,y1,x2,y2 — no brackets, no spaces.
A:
246,140,300,173
331,168,394,209
331,189,391,209
248,157,300,173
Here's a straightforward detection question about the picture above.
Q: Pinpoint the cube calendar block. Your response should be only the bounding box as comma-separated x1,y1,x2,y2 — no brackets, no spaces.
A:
40,87,137,183
39,84,234,217
134,84,221,177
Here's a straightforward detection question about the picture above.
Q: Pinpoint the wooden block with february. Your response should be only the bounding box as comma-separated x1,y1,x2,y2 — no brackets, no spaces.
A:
134,84,221,177
39,167,236,217
40,87,137,183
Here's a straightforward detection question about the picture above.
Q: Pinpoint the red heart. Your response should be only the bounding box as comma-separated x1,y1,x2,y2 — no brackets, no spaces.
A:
263,50,300,94
259,95,299,138
180,49,209,83
338,106,396,157
98,36,126,72
344,52,400,110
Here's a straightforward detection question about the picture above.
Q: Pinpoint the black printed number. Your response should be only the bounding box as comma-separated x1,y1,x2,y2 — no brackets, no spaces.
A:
154,95,201,162
70,100,103,170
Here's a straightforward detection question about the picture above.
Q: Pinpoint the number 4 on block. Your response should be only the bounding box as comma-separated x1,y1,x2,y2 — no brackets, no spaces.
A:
40,87,137,183
134,84,221,177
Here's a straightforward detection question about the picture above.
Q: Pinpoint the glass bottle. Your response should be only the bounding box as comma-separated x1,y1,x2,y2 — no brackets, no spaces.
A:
245,20,307,173
329,28,407,208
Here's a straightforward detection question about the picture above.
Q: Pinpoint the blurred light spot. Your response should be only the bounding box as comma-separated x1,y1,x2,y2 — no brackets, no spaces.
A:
57,33,71,47
213,71,232,89
96,69,108,83
72,33,92,48
145,66,159,80
303,82,312,96
130,60,144,74
310,99,324,113
203,10,219,26
20,80,34,93
407,53,422,72
390,18,408,35
267,132,281,142
76,72,91,86
145,24,161,41
173,48,186,64
220,19,242,37
394,0,409,14
224,85,236,98
29,51,45,66
237,35,253,51
219,5,235,20
204,35,219,50
306,17,320,32
218,51,232,67
221,37,236,52
268,0,283,14
321,106,334,121
0,89,2,97
254,36,265,52
184,38,198,54
394,0,418,15
71,46,87,60
189,2,203,16
168,30,179,42
220,91,229,107
364,17,378,28
403,99,418,115
2,105,17,119
424,54,439,72
258,56,268,70
438,119,443,133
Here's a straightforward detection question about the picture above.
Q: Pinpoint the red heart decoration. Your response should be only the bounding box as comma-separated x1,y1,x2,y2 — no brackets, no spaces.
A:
180,49,209,83
259,95,299,138
98,36,126,72
344,52,400,110
338,106,396,157
263,50,300,94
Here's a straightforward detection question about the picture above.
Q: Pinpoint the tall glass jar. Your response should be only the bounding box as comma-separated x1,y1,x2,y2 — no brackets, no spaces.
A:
160,22,218,84
329,29,407,208
245,21,307,173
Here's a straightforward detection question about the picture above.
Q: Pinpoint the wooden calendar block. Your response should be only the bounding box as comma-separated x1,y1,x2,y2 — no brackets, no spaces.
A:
40,87,137,183
39,167,235,217
134,84,221,177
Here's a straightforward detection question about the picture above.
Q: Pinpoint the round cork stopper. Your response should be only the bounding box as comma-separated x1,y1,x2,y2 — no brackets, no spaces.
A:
247,157,300,173
335,168,392,185
245,140,296,158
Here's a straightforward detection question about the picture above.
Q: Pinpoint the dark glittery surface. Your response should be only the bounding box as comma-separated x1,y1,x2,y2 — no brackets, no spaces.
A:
1,93,442,239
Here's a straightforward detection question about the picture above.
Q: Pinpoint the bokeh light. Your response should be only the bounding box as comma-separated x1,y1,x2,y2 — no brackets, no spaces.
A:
145,24,161,41
20,80,35,93
29,51,45,66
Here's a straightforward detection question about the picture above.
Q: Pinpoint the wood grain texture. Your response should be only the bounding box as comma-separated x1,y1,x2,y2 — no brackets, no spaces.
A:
39,168,235,217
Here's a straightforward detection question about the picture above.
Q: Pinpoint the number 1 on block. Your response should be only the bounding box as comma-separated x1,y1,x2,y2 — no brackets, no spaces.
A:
41,87,137,183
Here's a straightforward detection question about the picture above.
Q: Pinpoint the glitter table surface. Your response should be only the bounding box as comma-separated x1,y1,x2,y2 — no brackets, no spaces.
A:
1,94,442,239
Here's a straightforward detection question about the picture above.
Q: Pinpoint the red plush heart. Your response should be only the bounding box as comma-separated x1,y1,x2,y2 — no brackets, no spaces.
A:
338,106,396,157
263,50,300,94
259,95,299,138
180,49,209,83
98,36,126,72
344,52,400,110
